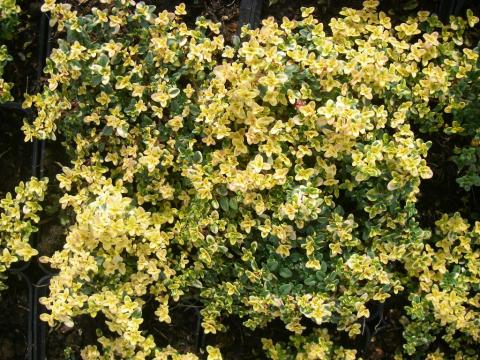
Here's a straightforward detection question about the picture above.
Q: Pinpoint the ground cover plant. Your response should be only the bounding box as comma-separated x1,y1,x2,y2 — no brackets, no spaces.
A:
0,0,479,358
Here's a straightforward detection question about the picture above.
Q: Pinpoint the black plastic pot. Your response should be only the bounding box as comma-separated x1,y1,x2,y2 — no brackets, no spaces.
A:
437,0,468,21
238,0,264,33
32,274,51,360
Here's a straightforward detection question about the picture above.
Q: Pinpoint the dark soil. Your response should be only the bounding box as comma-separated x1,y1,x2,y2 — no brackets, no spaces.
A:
417,132,480,228
44,314,109,360
0,273,31,360
203,318,292,359
143,297,292,359
2,0,44,101
0,107,32,198
362,298,409,360
144,298,200,354
36,141,69,261
36,221,65,259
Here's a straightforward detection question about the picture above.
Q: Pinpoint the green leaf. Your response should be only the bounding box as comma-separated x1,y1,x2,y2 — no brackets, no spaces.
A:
229,198,238,211
403,0,418,11
290,251,302,263
100,126,113,136
232,35,241,48
91,74,102,87
132,309,142,319
267,258,279,272
279,283,293,295
219,197,229,212
304,276,316,286
191,280,203,288
168,87,180,98
285,64,299,75
215,186,228,196
97,53,109,67
192,151,203,163
279,268,293,279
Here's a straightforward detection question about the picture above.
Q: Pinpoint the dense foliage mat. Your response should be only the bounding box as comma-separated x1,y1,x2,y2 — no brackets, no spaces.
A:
1,0,480,359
